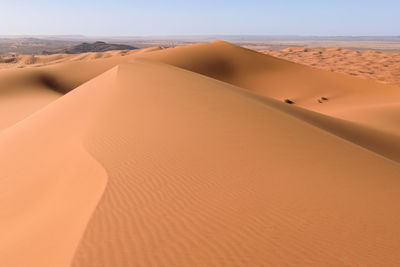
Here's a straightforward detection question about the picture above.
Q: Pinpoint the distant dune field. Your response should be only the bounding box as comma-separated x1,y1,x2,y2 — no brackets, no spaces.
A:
1,41,400,267
262,46,400,86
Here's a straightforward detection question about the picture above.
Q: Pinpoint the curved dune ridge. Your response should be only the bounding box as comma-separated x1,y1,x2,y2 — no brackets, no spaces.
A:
1,41,400,266
0,48,161,130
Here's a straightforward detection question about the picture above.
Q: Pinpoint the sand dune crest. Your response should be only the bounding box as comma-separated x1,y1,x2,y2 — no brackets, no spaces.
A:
1,41,400,266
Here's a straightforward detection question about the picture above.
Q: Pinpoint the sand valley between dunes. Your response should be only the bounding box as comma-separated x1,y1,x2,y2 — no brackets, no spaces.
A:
1,41,400,266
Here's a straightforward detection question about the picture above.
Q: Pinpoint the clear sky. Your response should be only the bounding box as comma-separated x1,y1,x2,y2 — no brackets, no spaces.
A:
1,0,399,36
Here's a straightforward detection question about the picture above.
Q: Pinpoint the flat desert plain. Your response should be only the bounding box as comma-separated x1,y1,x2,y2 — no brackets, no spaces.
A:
1,41,400,267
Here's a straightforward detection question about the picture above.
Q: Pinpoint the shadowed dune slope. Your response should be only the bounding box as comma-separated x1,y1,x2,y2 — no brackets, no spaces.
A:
0,68,120,267
0,47,161,130
141,41,400,134
1,42,400,267
68,60,400,266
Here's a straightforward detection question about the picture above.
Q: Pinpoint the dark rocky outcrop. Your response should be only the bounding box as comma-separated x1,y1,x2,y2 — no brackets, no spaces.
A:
42,41,137,55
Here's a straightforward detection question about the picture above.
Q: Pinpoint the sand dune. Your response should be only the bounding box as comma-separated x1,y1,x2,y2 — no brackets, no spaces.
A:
0,47,161,130
263,47,400,86
1,41,400,266
143,41,400,134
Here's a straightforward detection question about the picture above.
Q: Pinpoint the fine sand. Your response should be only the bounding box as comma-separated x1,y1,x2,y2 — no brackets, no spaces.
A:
263,47,400,86
1,41,400,267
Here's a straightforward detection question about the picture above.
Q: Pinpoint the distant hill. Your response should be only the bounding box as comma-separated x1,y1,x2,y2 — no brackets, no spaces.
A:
42,41,137,54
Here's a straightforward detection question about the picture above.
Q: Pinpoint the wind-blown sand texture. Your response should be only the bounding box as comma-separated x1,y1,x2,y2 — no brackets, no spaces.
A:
262,47,400,86
1,41,400,267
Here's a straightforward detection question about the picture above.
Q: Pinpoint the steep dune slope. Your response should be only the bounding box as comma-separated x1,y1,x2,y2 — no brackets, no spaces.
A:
0,47,161,130
222,88,400,163
1,41,400,267
330,103,400,134
142,41,400,134
69,60,400,267
0,68,120,266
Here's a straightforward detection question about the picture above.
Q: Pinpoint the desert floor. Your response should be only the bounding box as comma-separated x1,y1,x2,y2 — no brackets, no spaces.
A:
1,41,400,267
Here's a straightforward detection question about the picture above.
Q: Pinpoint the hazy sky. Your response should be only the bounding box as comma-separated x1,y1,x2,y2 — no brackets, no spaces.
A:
1,0,399,36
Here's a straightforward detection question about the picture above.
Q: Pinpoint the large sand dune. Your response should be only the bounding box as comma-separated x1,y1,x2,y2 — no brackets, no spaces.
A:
0,48,160,130
1,41,400,266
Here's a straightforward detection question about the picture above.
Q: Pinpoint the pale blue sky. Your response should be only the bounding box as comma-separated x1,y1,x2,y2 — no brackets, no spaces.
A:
1,0,399,36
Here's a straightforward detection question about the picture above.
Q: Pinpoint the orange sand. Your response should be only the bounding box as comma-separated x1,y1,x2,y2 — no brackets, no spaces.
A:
1,41,400,266
263,47,400,86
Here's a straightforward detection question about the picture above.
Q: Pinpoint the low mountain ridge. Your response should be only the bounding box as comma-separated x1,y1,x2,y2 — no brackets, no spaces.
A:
42,41,137,54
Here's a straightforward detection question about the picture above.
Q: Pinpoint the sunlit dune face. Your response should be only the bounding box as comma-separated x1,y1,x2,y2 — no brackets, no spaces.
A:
1,41,400,267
